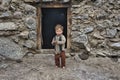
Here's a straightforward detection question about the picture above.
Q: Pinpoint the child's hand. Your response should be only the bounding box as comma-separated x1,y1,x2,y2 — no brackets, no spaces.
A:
52,41,57,45
54,41,58,44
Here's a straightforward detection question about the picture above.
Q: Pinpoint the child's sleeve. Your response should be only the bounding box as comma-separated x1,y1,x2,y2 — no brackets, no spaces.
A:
57,36,66,45
51,37,55,45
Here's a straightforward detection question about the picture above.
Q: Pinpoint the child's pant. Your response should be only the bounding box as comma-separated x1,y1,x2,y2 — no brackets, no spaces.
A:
55,51,65,67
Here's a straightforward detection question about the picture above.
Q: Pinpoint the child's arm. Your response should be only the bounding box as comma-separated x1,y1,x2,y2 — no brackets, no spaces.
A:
51,38,55,45
51,37,57,45
57,36,66,45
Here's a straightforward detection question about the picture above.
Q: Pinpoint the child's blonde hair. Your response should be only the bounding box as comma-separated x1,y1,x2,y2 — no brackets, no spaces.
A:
55,24,63,31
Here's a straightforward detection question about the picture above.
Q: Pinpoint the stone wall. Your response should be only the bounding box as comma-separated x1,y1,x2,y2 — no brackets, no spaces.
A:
0,0,37,60
71,0,120,57
0,0,120,60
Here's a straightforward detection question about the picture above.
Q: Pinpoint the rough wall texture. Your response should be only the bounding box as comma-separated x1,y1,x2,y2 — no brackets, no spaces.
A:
0,0,120,60
71,0,120,57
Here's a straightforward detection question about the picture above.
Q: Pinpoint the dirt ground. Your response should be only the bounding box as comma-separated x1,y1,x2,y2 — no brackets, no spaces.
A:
0,54,120,80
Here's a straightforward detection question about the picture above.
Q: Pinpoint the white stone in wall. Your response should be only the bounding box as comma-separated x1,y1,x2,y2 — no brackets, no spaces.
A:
19,31,29,39
0,22,19,31
109,42,120,50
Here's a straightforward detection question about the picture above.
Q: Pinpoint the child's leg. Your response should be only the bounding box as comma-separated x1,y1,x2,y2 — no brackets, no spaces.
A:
55,54,60,67
61,51,66,68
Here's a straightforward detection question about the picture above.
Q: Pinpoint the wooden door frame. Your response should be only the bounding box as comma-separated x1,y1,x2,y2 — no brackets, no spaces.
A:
36,3,72,53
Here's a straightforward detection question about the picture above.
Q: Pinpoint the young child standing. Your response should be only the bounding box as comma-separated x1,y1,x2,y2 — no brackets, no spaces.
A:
51,24,66,68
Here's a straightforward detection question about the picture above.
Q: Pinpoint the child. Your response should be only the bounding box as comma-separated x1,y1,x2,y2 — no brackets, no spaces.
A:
51,24,66,68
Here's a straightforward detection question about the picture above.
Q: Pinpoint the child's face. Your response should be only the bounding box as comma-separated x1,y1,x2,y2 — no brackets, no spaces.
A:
55,28,63,35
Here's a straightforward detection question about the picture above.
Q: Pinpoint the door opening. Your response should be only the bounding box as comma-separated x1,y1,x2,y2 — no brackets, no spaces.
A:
41,8,67,49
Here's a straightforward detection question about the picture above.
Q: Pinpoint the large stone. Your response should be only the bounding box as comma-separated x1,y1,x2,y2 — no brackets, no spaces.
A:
78,51,89,60
72,34,88,44
25,17,36,30
108,42,120,50
0,38,24,60
24,4,36,17
0,22,19,31
72,42,86,50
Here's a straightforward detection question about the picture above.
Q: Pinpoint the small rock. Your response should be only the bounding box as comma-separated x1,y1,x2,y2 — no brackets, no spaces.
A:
42,0,53,2
106,28,117,38
11,0,20,3
109,38,120,42
11,36,19,43
71,31,81,38
118,59,120,63
90,39,98,47
74,54,81,62
19,31,29,39
24,0,37,2
78,51,89,60
70,53,75,57
93,31,104,39
113,21,119,26
0,11,12,18
0,63,9,69
27,52,34,57
13,11,23,19
108,42,120,50
96,52,106,57
0,55,5,61
24,40,36,49
84,26,94,34
65,53,71,58
63,0,70,3
72,34,88,44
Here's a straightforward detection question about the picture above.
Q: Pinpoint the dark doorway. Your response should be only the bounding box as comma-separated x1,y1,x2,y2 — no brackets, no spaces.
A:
42,8,67,49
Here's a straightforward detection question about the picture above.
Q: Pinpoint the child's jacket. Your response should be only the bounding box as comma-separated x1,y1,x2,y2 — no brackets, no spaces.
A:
52,34,66,54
